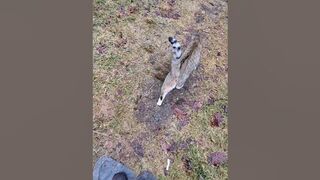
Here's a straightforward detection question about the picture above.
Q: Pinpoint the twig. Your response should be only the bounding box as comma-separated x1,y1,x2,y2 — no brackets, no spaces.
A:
166,159,171,171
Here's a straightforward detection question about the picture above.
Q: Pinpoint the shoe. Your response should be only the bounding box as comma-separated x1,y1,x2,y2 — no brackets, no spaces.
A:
93,156,136,180
112,172,128,180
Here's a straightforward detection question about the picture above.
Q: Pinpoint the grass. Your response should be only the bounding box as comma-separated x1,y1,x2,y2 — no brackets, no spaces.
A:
95,54,120,71
93,0,228,179
166,100,228,179
187,145,215,179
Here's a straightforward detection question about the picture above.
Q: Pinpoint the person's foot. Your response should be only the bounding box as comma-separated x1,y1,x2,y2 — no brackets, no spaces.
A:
112,172,128,180
93,156,136,180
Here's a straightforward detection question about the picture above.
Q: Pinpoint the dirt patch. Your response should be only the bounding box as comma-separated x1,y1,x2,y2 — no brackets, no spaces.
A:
135,79,173,131
155,1,180,19
210,112,225,127
131,139,145,157
207,151,228,166
194,11,205,23
134,64,204,131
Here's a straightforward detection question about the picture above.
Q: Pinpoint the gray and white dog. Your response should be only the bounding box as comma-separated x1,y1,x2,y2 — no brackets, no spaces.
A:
157,34,202,106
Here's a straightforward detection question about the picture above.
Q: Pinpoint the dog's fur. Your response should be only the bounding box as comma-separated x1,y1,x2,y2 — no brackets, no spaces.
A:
157,34,202,106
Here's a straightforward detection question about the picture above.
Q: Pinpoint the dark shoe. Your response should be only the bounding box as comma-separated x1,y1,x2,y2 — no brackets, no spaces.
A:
93,156,136,180
112,172,128,180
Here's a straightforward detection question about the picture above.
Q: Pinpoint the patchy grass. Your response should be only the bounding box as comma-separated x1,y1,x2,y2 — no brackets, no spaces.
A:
93,0,228,179
95,54,120,70
165,100,228,179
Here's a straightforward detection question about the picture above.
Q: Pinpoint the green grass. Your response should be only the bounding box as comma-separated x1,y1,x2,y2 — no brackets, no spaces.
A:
187,145,215,180
95,54,120,70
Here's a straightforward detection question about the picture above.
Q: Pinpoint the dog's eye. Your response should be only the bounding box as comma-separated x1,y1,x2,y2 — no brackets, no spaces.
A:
173,46,176,49
177,47,181,50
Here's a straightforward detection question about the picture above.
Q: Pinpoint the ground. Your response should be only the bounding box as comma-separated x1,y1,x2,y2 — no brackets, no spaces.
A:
93,0,228,179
